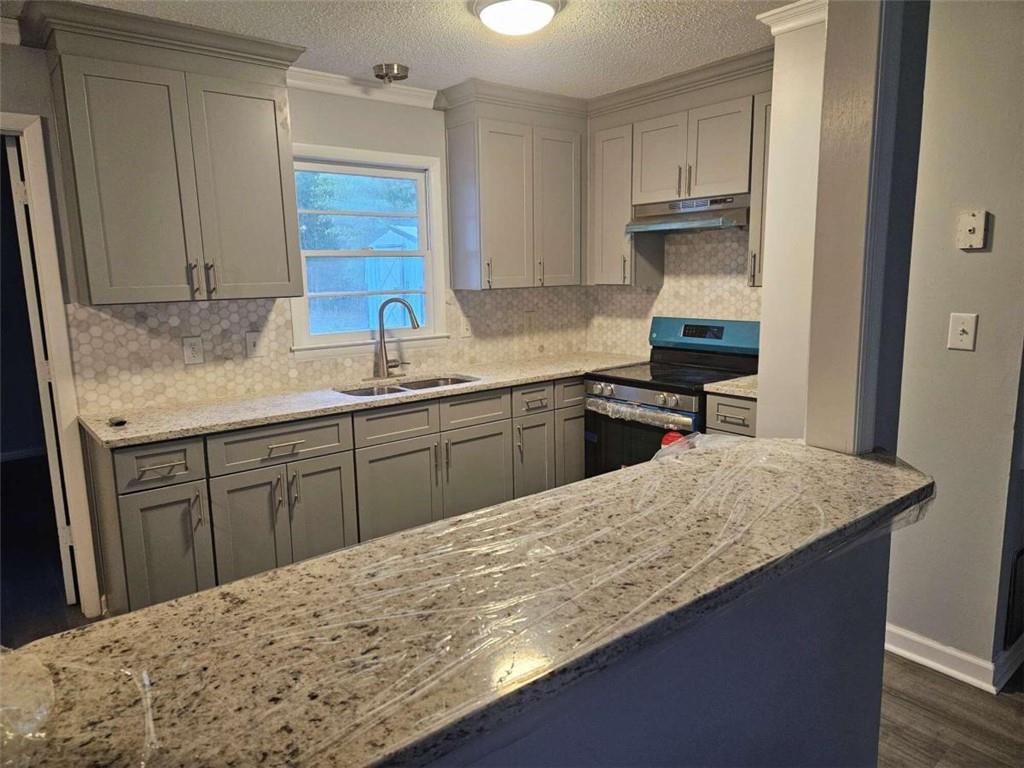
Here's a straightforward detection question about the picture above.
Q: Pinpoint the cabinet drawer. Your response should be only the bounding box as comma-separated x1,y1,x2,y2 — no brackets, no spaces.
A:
113,438,206,494
706,394,757,437
353,400,439,448
554,378,585,409
439,389,511,431
512,382,554,416
206,415,354,476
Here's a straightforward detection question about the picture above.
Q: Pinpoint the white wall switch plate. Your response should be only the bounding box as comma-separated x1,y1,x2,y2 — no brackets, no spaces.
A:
245,330,265,358
956,209,988,250
947,312,978,351
182,336,204,364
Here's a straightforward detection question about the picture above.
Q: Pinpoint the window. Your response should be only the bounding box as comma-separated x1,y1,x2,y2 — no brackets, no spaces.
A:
290,148,445,353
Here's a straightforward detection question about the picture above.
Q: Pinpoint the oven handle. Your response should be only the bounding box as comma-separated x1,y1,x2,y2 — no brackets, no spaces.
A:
585,397,697,432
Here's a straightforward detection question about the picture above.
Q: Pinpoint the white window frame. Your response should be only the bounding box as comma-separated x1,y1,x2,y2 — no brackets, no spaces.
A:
290,144,448,357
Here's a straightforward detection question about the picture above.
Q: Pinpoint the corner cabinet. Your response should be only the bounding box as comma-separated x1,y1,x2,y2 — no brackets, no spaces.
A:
33,3,304,304
441,81,586,290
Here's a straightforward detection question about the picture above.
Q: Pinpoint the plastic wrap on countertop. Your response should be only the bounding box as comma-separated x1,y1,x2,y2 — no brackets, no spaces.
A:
0,438,934,767
585,396,697,431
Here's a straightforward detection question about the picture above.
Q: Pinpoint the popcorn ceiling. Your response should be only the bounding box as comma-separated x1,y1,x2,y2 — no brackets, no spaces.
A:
68,230,760,413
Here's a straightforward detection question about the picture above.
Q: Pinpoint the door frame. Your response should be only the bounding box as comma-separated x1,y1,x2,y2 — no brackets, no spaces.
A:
1,112,101,617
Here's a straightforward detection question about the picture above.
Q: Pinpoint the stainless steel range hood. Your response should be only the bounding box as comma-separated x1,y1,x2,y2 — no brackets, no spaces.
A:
626,194,749,234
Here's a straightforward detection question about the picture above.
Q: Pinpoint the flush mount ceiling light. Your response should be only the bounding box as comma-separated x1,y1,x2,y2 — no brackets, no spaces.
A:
474,0,562,37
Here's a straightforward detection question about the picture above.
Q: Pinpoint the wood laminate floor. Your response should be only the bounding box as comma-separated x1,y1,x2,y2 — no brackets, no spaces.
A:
879,652,1024,767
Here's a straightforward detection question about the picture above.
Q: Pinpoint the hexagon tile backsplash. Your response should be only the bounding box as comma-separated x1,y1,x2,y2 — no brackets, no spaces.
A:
67,230,760,414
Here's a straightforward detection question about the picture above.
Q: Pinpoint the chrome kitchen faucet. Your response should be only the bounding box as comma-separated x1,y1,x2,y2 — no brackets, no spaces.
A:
373,297,421,379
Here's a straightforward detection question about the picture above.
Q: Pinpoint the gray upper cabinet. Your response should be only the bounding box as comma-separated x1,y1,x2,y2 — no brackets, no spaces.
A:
748,91,772,287
209,465,292,584
686,96,754,198
58,56,205,304
442,421,514,518
554,404,586,486
533,127,580,286
118,480,215,610
631,111,688,205
287,452,357,562
186,75,302,299
513,412,555,499
32,2,304,305
356,434,442,541
479,119,535,289
588,124,634,285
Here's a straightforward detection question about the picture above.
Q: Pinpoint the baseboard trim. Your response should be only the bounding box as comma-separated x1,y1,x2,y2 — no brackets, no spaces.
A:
885,623,996,693
993,633,1024,691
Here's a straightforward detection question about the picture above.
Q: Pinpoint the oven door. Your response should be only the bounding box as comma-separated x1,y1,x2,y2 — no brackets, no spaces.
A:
584,398,700,478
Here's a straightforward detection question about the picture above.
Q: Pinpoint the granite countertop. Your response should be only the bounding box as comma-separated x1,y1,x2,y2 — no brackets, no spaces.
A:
704,374,758,399
79,353,643,448
4,439,933,767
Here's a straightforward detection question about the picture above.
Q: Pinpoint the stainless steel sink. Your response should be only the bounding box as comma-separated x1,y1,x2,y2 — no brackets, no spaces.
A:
400,376,479,390
337,385,407,397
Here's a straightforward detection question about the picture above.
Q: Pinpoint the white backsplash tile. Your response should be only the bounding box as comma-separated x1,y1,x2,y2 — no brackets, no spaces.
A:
68,230,759,414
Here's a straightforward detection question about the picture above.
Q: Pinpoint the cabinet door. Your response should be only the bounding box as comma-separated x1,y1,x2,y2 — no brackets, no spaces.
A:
186,75,302,299
554,405,586,486
513,412,555,498
356,434,442,540
287,452,357,562
442,421,514,517
533,127,580,286
119,480,214,610
61,55,205,303
209,465,292,584
589,124,633,285
747,91,772,287
478,119,534,288
631,112,688,204
686,96,754,198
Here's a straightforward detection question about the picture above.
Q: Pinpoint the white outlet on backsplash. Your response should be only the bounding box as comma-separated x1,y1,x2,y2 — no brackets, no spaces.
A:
245,330,266,358
182,336,204,365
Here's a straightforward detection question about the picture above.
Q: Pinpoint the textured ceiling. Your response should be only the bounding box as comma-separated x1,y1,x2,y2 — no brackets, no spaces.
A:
46,1,780,98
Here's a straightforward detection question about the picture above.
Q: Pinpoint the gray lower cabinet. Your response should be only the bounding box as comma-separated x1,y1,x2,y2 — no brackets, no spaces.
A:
442,421,514,518
513,412,556,498
288,452,357,562
118,480,215,610
356,434,443,541
554,405,586,486
209,465,292,584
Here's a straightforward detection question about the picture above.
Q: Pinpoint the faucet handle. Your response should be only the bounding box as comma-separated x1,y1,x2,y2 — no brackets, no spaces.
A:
387,359,409,370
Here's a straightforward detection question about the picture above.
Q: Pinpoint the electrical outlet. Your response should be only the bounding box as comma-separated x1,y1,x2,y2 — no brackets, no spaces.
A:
460,317,472,338
947,313,978,351
182,336,204,364
245,331,264,358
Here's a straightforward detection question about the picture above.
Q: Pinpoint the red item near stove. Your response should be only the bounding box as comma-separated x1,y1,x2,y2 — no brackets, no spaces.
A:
661,431,686,448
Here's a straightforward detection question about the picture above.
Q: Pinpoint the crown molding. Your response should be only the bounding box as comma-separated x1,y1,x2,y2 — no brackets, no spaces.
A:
757,0,828,37
586,47,774,117
1,17,20,45
437,78,588,117
287,67,438,110
19,0,304,68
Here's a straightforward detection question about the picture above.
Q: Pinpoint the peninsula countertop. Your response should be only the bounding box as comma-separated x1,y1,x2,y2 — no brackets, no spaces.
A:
704,374,758,399
6,439,933,767
79,353,643,448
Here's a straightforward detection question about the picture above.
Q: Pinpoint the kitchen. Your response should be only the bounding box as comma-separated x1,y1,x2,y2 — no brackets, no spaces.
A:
0,1,1021,766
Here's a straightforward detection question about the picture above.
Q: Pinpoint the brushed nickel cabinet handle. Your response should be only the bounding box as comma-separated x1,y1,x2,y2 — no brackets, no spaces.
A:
274,474,283,510
515,424,523,458
289,470,300,506
686,164,693,197
433,442,440,484
719,414,749,426
186,262,199,296
749,250,758,286
267,439,305,454
621,254,627,284
538,260,544,286
445,439,452,481
191,488,203,532
140,459,186,474
204,262,217,294
676,165,683,198
486,260,493,288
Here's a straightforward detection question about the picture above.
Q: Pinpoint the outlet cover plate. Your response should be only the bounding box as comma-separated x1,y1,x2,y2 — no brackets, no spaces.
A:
182,336,204,365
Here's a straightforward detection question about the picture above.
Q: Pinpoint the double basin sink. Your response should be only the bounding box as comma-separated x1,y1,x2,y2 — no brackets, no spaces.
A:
337,376,479,398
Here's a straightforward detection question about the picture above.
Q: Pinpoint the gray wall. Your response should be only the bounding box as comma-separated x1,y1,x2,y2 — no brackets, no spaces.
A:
889,1,1024,672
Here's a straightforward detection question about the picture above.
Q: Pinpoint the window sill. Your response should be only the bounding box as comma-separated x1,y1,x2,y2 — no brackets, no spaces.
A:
291,333,451,361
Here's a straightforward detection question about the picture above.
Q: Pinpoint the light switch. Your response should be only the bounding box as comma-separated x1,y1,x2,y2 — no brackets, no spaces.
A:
956,209,988,250
245,330,264,358
182,336,204,364
947,313,978,351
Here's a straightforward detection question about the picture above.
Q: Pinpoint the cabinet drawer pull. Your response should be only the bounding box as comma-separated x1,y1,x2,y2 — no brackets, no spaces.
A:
289,470,300,506
515,424,523,458
686,164,693,196
273,475,284,513
186,262,199,295
433,442,440,484
445,439,452,481
718,414,748,426
204,262,218,294
676,165,683,198
621,254,627,284
267,439,305,454
139,459,186,474
191,488,203,532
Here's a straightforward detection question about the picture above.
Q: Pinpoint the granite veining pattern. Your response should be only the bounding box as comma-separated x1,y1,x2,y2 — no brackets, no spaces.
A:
704,374,758,399
80,353,642,448
5,439,933,767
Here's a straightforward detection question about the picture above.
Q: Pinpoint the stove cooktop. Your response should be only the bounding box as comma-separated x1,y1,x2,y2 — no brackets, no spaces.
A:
588,363,747,393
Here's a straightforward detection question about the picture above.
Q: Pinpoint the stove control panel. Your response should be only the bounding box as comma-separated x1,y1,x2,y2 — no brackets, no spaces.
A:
584,379,699,414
